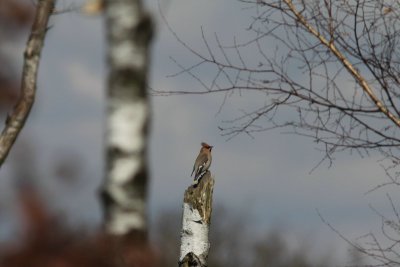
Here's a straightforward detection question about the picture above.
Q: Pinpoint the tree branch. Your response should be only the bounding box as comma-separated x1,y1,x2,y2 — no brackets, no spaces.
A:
283,0,400,127
0,0,55,167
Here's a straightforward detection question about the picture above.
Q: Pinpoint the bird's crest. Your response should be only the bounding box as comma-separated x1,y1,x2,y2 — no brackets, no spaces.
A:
201,142,213,150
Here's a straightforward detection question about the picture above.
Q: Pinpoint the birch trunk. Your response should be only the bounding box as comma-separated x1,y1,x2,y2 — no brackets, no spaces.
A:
101,0,153,238
179,171,215,267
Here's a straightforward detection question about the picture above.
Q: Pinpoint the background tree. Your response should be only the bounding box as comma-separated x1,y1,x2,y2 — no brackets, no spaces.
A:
0,1,155,264
101,0,153,239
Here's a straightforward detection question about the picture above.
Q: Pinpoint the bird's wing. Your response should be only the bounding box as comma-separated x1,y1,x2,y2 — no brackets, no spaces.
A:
191,164,195,176
195,154,209,177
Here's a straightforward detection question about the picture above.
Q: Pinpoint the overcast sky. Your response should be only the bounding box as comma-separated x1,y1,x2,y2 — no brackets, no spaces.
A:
0,0,398,264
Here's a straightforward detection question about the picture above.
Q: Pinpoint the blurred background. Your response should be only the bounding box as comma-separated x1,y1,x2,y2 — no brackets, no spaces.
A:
0,0,397,266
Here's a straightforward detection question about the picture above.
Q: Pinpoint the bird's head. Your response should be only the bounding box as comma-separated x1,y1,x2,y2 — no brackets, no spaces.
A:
201,142,213,151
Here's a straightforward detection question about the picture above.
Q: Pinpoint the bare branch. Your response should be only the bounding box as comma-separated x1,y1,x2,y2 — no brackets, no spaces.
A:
283,0,400,127
155,0,400,167
0,0,55,167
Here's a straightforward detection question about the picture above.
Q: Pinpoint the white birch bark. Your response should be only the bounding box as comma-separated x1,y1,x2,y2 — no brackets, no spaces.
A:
179,172,214,267
102,0,153,237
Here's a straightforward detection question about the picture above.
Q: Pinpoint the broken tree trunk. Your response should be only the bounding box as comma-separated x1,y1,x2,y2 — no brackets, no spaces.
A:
179,171,215,267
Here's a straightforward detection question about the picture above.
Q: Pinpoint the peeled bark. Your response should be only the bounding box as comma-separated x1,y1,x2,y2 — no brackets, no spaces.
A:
101,0,153,238
179,171,215,267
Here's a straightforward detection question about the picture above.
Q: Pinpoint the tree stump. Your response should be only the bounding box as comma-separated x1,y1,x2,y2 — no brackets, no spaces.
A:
179,171,214,267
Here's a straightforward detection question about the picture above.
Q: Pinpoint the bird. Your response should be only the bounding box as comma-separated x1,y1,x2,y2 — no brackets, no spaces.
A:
191,142,213,182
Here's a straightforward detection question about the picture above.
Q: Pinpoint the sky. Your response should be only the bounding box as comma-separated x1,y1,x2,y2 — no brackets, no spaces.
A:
0,0,398,264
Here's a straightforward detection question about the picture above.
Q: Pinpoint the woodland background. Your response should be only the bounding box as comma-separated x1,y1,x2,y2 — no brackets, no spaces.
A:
0,0,395,266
